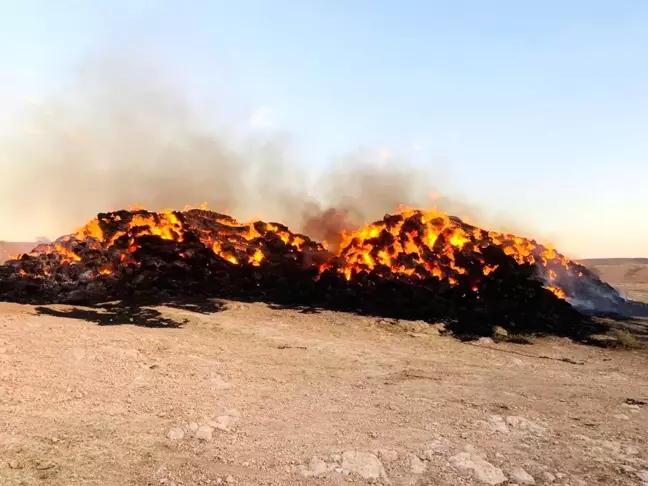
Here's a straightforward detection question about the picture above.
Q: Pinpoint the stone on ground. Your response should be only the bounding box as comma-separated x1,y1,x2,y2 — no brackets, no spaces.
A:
448,452,507,485
409,454,427,474
166,427,184,441
341,451,388,482
510,467,535,485
195,425,214,442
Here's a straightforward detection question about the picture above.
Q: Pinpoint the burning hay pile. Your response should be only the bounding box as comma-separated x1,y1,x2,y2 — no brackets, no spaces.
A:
0,207,625,339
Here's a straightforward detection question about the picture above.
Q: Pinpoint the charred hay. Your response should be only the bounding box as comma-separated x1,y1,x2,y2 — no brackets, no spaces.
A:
0,209,620,340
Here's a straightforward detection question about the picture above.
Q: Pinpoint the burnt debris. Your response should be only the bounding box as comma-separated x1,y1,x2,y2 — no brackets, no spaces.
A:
0,208,628,340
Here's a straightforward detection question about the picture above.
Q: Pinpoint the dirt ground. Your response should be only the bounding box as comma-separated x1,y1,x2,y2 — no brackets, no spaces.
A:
1,294,647,486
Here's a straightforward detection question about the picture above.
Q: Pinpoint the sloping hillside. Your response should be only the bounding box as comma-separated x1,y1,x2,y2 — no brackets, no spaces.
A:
582,258,648,303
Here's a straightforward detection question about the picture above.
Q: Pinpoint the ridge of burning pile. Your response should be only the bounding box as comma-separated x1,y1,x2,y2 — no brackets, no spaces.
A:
0,207,623,339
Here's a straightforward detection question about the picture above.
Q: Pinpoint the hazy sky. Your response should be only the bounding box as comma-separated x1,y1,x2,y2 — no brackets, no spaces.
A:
1,1,647,258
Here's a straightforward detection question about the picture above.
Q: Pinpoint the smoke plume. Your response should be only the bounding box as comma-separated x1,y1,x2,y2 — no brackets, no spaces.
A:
0,52,476,242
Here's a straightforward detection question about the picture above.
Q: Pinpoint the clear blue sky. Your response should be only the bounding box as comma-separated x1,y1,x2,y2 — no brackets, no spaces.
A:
1,1,647,257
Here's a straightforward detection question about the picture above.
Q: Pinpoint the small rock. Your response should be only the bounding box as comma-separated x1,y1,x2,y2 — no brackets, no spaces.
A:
601,440,621,452
510,467,535,485
488,415,510,434
421,438,448,458
573,433,592,442
476,337,495,345
166,427,185,441
448,452,507,485
555,472,565,479
213,409,241,431
409,455,427,475
621,465,636,473
341,451,388,482
541,471,556,482
430,322,447,334
505,416,546,435
613,414,630,421
195,425,214,441
189,422,199,433
493,326,508,337
8,460,23,470
330,454,342,463
636,470,648,482
305,457,328,477
378,449,398,462
623,403,641,411
225,475,234,484
626,445,641,455
299,456,337,478
35,461,56,471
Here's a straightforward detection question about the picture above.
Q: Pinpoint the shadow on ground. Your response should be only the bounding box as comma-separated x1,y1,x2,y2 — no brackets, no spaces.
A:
267,303,323,314
158,298,226,315
35,298,226,328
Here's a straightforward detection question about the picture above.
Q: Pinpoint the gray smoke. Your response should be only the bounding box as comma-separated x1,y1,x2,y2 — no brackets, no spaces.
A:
0,52,501,243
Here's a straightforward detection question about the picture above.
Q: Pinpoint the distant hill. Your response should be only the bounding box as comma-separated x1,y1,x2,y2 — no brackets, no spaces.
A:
581,258,648,266
0,242,36,264
581,258,648,303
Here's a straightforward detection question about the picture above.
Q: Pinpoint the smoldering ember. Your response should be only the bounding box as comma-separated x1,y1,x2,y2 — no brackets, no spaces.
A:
0,206,642,340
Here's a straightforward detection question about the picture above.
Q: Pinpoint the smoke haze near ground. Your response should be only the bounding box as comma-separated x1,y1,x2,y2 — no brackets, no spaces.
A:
0,52,522,246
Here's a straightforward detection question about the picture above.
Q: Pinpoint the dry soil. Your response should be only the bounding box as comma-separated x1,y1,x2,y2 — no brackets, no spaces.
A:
0,296,648,485
1,259,648,485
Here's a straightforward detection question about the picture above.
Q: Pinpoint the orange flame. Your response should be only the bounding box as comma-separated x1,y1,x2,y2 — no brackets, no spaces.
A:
9,205,583,302
546,285,566,299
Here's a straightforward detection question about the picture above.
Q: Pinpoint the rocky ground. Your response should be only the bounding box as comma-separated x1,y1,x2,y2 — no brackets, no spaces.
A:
1,297,647,486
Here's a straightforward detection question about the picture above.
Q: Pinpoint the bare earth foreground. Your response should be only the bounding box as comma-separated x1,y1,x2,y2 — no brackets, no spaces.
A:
1,300,647,486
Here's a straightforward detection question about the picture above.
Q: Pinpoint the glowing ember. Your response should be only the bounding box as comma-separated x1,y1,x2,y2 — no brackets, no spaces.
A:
546,285,567,299
2,205,629,340
4,206,613,307
332,207,579,295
